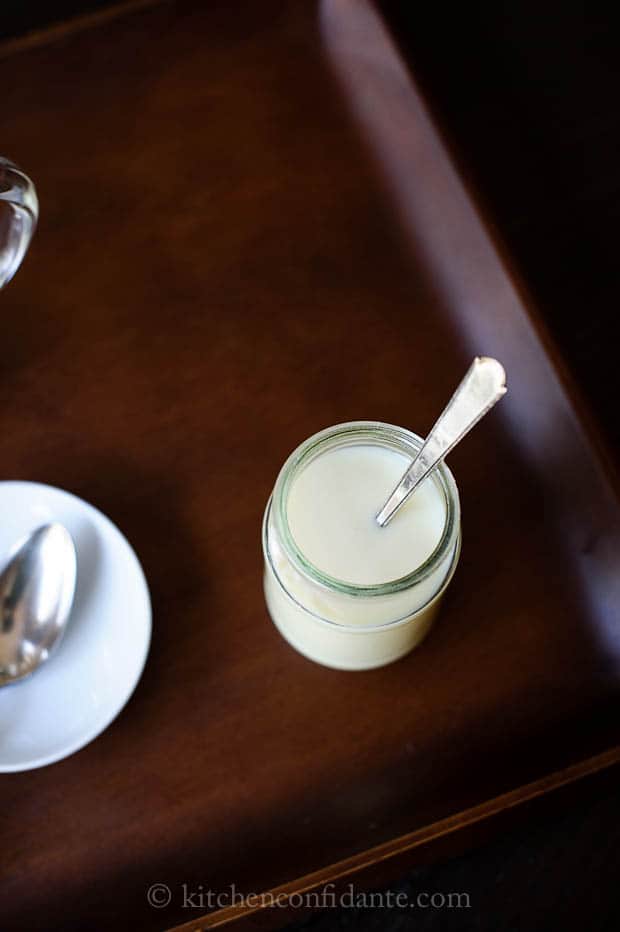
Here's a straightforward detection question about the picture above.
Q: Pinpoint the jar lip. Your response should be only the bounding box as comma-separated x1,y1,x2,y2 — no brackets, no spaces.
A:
271,421,461,597
264,499,462,631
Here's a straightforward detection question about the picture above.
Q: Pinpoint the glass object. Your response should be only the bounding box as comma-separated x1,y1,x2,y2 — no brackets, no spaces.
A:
262,421,461,670
0,157,38,290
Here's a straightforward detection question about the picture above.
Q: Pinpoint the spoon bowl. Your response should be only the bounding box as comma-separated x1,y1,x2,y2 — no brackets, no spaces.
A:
0,524,76,686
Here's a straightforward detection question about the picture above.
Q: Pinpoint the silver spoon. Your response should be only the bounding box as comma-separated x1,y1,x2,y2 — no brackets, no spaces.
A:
376,357,507,527
0,524,76,686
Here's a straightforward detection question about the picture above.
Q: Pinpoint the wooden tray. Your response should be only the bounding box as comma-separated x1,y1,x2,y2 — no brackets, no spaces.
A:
2,1,619,929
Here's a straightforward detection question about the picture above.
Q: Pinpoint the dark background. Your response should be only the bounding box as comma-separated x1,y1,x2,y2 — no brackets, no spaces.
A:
3,2,619,929
0,0,111,38
380,0,620,461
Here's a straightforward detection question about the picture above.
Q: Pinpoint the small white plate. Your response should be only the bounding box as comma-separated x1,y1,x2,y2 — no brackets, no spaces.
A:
0,481,151,772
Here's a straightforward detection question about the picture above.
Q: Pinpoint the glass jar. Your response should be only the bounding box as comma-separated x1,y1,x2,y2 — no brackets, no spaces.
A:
262,421,461,670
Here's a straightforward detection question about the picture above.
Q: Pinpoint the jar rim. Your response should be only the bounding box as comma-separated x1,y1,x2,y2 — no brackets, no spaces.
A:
271,421,461,597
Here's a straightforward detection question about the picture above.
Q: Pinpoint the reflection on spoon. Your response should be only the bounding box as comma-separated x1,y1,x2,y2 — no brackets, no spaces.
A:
0,524,76,686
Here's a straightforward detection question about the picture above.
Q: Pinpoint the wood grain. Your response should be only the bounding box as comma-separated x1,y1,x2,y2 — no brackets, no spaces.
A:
1,2,619,930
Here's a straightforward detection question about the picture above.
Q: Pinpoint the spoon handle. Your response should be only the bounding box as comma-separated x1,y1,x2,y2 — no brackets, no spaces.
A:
376,357,507,527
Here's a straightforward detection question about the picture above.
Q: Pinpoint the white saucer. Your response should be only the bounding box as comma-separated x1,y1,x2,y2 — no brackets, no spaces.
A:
0,481,151,772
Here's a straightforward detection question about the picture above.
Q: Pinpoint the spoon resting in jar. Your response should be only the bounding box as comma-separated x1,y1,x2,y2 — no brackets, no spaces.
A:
376,357,507,528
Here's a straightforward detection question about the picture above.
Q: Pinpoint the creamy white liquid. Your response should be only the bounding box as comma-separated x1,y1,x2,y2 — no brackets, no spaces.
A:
287,445,445,585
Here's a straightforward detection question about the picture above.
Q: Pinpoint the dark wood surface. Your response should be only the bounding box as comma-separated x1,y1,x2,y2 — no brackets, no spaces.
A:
1,2,619,930
286,767,620,932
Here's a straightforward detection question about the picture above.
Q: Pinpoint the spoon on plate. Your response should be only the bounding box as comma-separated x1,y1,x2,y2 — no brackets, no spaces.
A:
0,524,76,686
